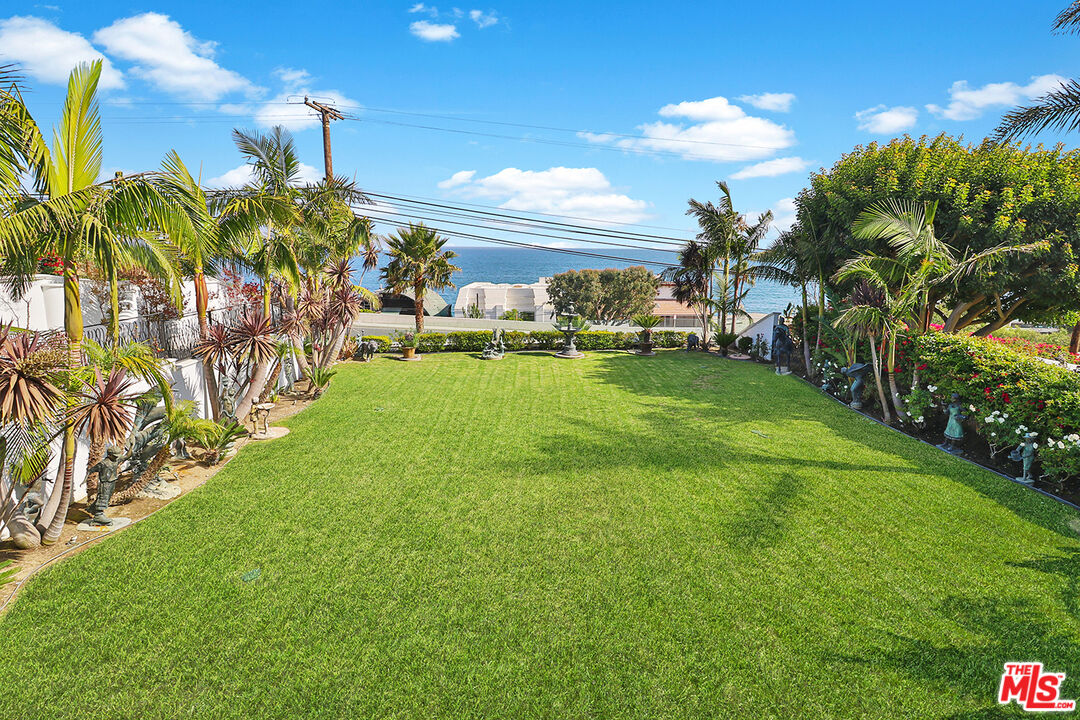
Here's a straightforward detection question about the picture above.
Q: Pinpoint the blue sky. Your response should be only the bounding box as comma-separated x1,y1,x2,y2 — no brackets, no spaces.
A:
1,1,1077,247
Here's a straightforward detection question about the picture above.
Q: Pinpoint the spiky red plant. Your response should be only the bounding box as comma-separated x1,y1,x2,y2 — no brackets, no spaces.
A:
0,326,65,425
194,323,231,371
68,368,138,445
227,310,277,368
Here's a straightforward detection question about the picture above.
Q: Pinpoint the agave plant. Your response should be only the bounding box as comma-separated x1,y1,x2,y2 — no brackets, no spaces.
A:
109,400,216,505
68,368,139,445
305,366,337,398
0,327,66,425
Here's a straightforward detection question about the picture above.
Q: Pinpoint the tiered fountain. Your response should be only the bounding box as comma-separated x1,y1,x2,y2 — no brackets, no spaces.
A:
553,304,586,359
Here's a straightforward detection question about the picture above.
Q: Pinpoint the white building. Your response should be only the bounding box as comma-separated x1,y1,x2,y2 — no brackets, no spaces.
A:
454,278,554,321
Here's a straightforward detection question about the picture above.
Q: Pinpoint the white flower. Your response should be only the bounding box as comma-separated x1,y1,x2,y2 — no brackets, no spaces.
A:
984,416,992,424
928,385,937,392
991,431,997,437
1034,442,1039,449
969,405,976,411
1059,441,1066,449
917,416,924,423
1002,413,1009,419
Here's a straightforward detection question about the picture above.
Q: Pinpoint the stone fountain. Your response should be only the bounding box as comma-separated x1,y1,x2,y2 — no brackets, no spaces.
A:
553,304,586,359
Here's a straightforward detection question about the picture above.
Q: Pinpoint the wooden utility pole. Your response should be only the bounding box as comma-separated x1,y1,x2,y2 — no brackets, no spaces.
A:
303,96,344,180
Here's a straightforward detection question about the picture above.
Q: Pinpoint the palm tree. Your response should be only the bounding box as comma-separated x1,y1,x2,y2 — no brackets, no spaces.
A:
380,223,460,333
685,183,736,334
995,3,1080,140
0,61,192,545
835,281,893,423
661,240,715,347
752,228,815,374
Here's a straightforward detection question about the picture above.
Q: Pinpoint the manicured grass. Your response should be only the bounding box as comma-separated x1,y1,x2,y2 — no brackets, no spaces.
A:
2,351,1080,718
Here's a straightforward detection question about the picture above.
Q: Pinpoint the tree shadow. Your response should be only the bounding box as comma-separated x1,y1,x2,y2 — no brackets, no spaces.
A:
722,472,804,550
581,353,1080,541
1009,548,1080,620
828,595,1080,716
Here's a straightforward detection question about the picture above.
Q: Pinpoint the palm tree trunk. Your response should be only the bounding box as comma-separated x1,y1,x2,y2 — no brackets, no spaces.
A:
194,269,222,421
868,335,891,424
1071,317,1080,355
886,335,908,421
324,326,349,368
414,281,425,334
85,438,105,500
259,359,283,403
110,445,171,505
720,255,729,333
43,258,82,545
262,282,271,318
108,265,120,346
800,283,812,378
814,275,825,360
235,360,270,422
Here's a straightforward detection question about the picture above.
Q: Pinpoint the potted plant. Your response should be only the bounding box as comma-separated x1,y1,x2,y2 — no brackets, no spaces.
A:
632,313,662,356
397,332,418,360
713,331,738,357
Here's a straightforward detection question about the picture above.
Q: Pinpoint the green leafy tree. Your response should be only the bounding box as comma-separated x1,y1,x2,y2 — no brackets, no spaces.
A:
797,134,1080,335
547,266,659,326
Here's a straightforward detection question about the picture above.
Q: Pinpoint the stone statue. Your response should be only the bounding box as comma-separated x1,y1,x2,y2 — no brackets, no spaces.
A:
85,445,123,525
937,392,968,455
358,338,378,362
840,362,871,410
771,317,794,375
220,378,239,421
686,333,699,352
9,477,46,548
481,328,506,360
1010,432,1039,484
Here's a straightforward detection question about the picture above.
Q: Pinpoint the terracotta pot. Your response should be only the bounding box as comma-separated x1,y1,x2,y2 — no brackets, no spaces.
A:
402,347,416,359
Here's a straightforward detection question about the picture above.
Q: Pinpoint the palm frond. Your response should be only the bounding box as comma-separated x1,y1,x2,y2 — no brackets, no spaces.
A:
993,78,1080,140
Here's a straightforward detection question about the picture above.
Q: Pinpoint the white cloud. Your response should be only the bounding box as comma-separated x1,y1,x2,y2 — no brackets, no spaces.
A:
737,92,795,112
731,156,809,180
770,198,797,233
208,161,321,188
927,74,1066,121
0,16,124,89
855,105,919,134
469,10,499,28
583,96,796,163
437,170,476,189
408,3,432,13
93,12,257,101
445,166,651,225
248,67,359,131
410,20,459,42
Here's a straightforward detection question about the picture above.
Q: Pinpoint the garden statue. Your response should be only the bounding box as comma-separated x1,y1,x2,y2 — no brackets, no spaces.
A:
771,317,794,375
84,445,124,525
686,333,699,352
9,477,46,548
121,407,168,481
1010,432,1039,485
172,436,193,461
220,378,239,421
937,393,968,455
840,362,871,410
358,338,378,362
481,328,506,360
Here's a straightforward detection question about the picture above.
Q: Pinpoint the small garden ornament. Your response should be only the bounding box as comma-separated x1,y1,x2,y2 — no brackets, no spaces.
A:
840,362,871,410
937,393,968,455
1009,432,1039,485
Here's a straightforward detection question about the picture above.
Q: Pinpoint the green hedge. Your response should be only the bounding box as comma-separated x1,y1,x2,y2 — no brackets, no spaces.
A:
362,329,690,354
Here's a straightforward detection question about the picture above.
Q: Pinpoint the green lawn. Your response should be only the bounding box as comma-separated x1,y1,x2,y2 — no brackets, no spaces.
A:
2,351,1080,718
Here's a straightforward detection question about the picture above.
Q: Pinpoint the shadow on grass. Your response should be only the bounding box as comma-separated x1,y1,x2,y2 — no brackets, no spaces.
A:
581,352,1080,541
828,595,1080,717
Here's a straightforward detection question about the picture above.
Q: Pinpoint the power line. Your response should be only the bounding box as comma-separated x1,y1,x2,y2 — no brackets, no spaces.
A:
361,192,689,246
358,206,681,255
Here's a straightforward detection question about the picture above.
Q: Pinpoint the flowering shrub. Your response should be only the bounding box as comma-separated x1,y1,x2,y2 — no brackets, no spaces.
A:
911,332,1080,449
902,385,936,427
1040,433,1080,482
38,253,63,276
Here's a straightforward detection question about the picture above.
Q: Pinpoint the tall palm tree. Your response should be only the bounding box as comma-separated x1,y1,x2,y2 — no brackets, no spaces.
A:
995,3,1080,140
661,240,715,347
381,223,460,333
727,210,772,333
685,182,737,334
0,61,192,545
752,228,815,374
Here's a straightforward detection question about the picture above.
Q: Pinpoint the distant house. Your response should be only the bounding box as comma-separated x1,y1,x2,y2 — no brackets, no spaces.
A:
653,282,700,328
454,278,553,320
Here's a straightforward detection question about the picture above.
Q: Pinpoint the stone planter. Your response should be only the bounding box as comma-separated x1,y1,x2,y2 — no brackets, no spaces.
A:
401,347,417,360
636,341,655,356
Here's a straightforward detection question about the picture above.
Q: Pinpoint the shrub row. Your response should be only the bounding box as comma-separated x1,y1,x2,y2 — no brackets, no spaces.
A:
355,329,689,355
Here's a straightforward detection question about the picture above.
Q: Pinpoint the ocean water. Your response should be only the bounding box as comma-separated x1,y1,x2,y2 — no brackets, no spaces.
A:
356,246,800,314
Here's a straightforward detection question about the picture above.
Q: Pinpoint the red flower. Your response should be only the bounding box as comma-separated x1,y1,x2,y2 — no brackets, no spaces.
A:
1002,392,1011,404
